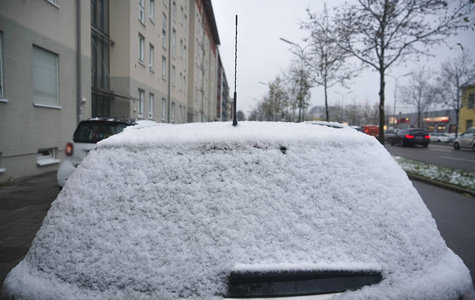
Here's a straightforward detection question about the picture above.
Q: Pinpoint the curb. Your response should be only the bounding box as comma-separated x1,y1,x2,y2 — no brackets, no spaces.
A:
406,172,475,198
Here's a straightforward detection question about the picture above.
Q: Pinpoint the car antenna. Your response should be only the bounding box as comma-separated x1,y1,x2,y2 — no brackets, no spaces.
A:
232,15,238,127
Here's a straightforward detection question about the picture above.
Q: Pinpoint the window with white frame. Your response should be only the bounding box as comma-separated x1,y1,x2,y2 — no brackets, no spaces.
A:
179,104,182,122
172,29,176,58
32,45,59,107
138,34,145,63
0,32,4,99
171,102,175,122
138,89,144,117
162,98,166,120
181,6,184,25
172,65,176,86
149,43,154,70
184,45,187,70
162,56,166,79
139,0,145,24
180,39,183,59
163,0,166,6
179,72,182,91
149,93,154,118
149,0,155,22
162,13,167,48
183,106,186,122
37,148,60,167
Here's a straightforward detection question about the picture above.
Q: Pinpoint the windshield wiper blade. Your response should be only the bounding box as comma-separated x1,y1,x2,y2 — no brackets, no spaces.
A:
226,269,383,298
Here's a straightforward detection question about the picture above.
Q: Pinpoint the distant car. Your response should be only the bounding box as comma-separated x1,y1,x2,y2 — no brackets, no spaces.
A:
429,132,450,143
388,128,430,147
453,127,475,151
384,129,398,141
56,118,158,189
361,125,379,137
3,122,473,299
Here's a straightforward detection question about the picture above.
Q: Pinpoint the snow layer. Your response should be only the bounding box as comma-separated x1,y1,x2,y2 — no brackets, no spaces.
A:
3,122,472,299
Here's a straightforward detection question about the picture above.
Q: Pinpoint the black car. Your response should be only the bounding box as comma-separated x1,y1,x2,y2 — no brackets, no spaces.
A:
388,128,430,147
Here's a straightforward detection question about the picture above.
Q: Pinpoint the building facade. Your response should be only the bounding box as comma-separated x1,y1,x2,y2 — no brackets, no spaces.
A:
0,0,224,181
459,85,475,133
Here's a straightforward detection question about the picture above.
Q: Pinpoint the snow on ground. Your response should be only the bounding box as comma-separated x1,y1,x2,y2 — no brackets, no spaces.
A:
2,122,472,299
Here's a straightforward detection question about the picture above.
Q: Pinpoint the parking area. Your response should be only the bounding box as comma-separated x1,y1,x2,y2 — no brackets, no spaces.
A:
0,171,59,286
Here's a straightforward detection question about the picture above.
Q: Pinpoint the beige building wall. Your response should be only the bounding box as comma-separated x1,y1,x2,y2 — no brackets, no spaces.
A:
0,0,91,181
187,0,219,123
109,0,189,123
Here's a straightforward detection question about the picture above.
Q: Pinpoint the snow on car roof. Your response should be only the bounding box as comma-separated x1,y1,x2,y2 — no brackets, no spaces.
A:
3,122,471,299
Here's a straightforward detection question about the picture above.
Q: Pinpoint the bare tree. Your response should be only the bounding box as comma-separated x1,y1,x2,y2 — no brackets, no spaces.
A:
434,49,475,136
303,3,358,122
398,67,434,128
282,61,312,122
325,0,474,143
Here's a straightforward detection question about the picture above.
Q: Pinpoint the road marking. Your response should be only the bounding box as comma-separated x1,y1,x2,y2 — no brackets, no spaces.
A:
440,156,475,163
431,148,452,153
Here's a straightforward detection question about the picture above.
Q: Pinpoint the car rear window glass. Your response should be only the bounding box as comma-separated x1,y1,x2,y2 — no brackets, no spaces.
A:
409,130,427,135
73,122,128,143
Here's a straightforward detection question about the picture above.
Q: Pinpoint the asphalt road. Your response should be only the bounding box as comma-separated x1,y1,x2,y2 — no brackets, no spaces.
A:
413,180,475,287
385,142,475,173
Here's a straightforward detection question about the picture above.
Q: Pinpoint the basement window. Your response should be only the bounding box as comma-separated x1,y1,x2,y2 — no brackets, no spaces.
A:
37,148,61,167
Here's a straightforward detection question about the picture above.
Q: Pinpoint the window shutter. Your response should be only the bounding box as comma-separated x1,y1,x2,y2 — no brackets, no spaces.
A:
33,46,58,106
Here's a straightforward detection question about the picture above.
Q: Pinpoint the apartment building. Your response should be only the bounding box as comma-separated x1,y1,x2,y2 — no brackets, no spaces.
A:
0,0,225,181
459,85,475,132
187,0,219,122
0,0,90,180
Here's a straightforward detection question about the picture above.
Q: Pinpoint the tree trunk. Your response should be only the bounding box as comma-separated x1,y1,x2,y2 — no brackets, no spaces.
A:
378,69,385,144
324,83,329,122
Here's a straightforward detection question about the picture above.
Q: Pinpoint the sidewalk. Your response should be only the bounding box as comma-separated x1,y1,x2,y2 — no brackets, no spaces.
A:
0,171,59,286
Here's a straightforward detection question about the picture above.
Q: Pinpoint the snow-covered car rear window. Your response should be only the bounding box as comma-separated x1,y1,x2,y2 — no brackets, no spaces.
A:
3,122,472,299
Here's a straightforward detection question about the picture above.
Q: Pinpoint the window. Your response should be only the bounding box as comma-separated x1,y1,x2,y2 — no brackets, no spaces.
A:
171,102,175,122
179,105,182,122
184,45,187,69
138,89,144,117
162,56,167,79
149,43,154,70
0,32,4,100
172,29,176,58
163,0,166,6
179,72,182,91
162,98,166,120
172,65,176,85
162,13,167,48
181,6,184,25
172,1,176,21
149,0,155,22
469,94,474,109
32,46,59,107
138,0,145,23
138,34,145,63
37,148,60,167
184,15,187,36
467,120,473,130
149,93,154,119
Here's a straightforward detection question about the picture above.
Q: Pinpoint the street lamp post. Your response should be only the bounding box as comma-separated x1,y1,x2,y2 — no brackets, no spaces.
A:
280,38,308,122
387,72,413,125
335,91,352,123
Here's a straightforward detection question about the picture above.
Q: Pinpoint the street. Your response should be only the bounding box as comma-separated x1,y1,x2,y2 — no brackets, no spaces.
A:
385,142,475,173
412,180,475,287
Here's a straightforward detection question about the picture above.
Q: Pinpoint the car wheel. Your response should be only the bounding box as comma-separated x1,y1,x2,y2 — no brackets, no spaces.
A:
472,144,475,152
453,142,460,150
437,139,441,143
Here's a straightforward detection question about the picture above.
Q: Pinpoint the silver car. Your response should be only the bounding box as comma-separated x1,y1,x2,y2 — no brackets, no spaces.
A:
56,118,137,189
453,127,475,151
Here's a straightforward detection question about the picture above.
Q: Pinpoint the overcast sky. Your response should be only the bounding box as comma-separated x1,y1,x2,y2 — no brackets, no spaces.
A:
211,0,475,117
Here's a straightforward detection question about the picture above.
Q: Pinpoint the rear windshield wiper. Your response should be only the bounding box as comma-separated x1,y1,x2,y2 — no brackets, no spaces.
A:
226,269,383,298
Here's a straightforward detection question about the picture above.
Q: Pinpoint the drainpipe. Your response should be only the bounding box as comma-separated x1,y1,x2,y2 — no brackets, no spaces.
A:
167,0,172,123
76,0,82,124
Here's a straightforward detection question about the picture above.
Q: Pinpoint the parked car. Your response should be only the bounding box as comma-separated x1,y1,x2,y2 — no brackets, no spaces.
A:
56,118,158,189
429,132,450,143
384,129,398,141
388,128,430,147
453,127,475,151
361,125,379,137
3,122,473,299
